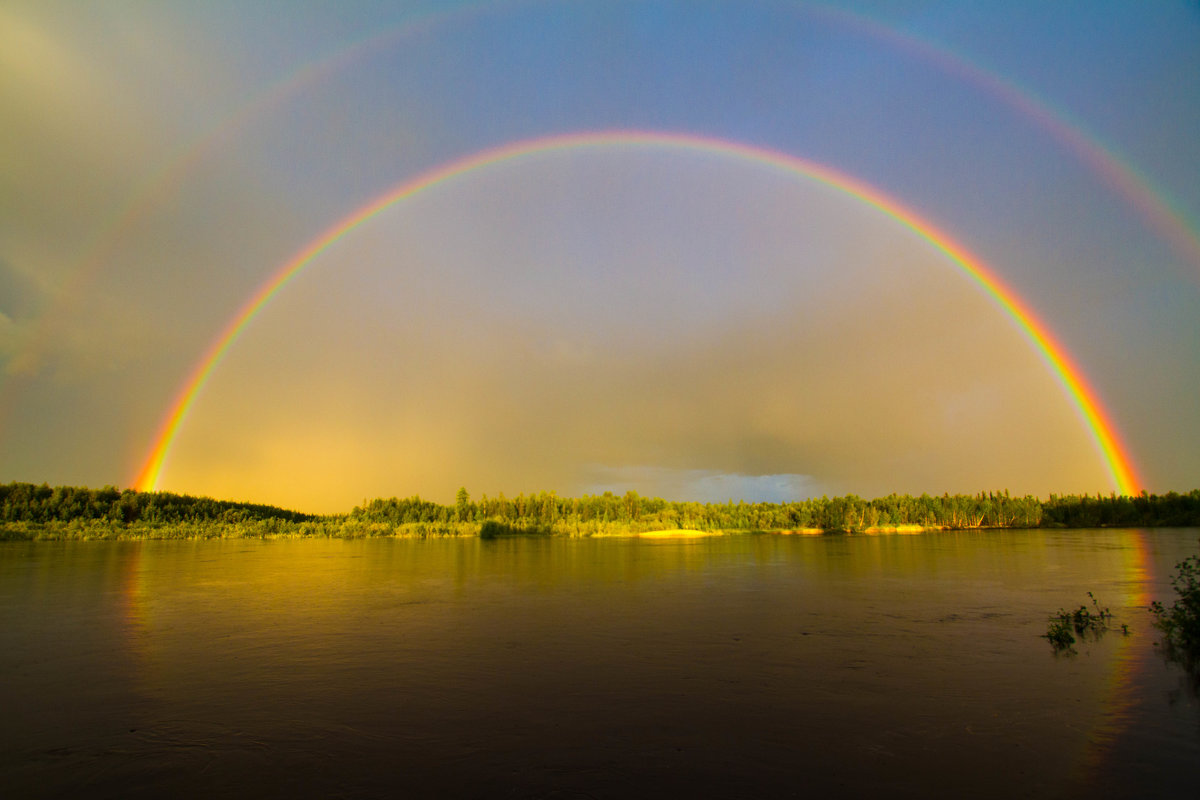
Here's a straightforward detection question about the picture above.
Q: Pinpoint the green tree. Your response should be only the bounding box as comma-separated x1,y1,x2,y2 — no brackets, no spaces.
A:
455,487,471,522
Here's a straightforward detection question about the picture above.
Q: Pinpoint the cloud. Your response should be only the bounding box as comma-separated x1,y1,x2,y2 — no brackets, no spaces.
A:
0,257,44,317
581,465,819,504
0,311,18,361
0,258,42,376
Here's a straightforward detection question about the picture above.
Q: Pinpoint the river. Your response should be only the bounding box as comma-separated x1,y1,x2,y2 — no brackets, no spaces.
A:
2,529,1197,798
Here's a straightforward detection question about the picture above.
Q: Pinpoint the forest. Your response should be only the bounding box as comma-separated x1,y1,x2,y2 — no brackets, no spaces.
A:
1,481,1198,540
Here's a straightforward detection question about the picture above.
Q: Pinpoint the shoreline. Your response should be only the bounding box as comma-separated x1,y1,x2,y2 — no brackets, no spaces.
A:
4,521,1192,542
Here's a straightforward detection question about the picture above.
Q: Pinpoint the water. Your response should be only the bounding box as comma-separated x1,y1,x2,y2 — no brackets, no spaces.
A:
1,529,1197,798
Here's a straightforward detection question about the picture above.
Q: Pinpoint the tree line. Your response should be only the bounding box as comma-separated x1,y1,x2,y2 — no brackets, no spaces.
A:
355,487,1200,532
2,481,1198,539
0,482,313,526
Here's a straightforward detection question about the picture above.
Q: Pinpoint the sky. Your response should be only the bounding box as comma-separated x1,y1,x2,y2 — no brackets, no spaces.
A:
1,0,1198,513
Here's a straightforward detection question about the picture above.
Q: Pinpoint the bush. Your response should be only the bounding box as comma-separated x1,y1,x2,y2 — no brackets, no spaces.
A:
479,520,514,539
1044,592,1115,654
1044,617,1076,651
479,520,552,539
1151,551,1200,675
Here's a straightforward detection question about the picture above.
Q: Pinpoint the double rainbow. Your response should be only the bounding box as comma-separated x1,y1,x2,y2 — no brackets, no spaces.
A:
133,130,1142,496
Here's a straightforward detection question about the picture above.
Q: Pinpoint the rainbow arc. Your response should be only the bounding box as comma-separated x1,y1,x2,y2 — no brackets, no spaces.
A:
133,131,1142,496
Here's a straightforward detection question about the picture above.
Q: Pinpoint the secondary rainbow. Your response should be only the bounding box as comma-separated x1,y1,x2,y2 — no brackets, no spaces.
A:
133,130,1143,495
13,2,1197,447
811,3,1200,274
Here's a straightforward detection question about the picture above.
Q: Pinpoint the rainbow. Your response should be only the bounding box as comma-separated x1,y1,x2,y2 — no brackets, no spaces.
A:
132,130,1142,495
810,3,1200,273
11,1,1197,445
0,2,490,426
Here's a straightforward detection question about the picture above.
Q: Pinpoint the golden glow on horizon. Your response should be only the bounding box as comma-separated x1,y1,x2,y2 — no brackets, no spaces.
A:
133,131,1142,499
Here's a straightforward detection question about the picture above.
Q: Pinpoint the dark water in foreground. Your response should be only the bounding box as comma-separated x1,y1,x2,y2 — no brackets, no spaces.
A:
1,529,1197,799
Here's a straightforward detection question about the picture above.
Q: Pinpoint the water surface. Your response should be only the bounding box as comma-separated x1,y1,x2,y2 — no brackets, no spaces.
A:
2,529,1197,798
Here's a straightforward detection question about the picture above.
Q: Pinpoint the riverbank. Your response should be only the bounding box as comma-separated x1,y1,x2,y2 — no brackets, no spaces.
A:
4,483,1199,540
2,519,1189,542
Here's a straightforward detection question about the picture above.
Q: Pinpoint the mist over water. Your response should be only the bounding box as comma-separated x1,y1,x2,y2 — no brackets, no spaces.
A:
2,530,1197,798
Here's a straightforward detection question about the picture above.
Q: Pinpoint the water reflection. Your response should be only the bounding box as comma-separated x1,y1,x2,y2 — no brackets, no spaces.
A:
1,530,1196,798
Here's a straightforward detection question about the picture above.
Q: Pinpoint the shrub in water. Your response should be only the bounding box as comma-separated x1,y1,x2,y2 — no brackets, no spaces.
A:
1150,551,1200,675
1044,592,1113,654
1044,617,1076,652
